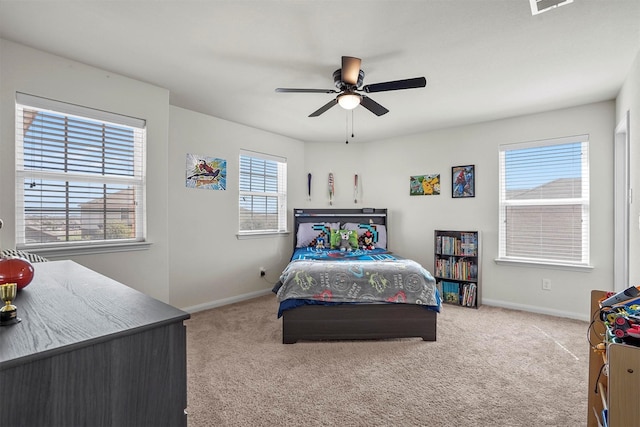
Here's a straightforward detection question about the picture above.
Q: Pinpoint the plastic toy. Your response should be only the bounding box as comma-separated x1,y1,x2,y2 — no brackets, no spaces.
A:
611,315,640,339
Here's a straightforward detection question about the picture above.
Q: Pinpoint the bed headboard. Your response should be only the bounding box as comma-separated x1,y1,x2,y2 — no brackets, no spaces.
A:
292,208,388,251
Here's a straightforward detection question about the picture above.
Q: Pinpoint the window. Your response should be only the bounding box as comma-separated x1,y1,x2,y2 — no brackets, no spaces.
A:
15,93,146,249
498,135,589,267
238,150,287,234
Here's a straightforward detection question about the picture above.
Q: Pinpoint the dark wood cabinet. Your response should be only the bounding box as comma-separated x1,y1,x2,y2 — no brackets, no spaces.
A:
0,260,190,427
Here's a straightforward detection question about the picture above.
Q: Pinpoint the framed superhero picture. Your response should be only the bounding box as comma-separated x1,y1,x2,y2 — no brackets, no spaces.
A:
185,154,227,190
452,165,475,198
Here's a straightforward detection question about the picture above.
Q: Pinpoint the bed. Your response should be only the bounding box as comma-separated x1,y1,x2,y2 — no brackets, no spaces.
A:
273,208,441,344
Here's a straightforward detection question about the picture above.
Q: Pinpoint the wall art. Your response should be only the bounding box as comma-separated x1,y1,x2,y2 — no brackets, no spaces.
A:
452,165,475,198
410,174,440,196
185,154,226,190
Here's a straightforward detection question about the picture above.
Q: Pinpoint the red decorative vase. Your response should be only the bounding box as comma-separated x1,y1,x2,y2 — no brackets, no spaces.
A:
0,257,35,290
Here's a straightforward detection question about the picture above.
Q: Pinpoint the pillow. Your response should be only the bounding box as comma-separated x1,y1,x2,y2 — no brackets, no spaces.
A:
296,222,339,248
330,229,358,250
343,222,387,250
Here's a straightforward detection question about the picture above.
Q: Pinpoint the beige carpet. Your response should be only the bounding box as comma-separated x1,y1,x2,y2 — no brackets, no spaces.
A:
185,295,589,426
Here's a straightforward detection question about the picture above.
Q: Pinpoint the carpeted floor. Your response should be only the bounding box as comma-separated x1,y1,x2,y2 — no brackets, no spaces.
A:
185,295,589,426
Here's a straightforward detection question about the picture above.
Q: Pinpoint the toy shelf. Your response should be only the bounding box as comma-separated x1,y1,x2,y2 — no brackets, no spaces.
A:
587,290,640,427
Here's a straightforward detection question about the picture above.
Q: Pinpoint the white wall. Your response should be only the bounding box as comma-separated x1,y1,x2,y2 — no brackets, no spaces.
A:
616,49,640,286
0,38,626,320
168,106,305,310
0,39,172,302
303,101,616,320
0,39,305,310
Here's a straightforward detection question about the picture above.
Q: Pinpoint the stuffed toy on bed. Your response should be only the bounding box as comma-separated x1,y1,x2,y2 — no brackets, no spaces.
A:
339,229,355,251
361,230,376,250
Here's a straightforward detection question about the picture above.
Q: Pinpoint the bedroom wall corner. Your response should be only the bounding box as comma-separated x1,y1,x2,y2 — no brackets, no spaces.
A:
616,48,640,287
167,106,305,310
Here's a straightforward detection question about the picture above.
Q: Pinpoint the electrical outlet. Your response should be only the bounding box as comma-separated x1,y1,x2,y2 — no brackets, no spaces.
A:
542,278,551,291
260,267,266,277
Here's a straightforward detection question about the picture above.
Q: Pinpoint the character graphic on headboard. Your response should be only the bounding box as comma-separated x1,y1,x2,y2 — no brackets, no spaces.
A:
311,224,330,249
358,224,378,250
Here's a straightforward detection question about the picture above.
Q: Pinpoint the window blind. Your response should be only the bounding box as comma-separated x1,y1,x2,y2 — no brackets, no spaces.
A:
15,93,146,248
498,135,589,266
239,150,287,233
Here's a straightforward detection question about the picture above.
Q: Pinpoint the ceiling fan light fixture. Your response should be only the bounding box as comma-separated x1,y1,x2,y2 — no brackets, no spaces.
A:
337,92,361,110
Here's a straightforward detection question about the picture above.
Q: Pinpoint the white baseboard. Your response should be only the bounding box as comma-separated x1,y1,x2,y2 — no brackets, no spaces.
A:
481,298,588,322
182,293,589,321
181,288,273,314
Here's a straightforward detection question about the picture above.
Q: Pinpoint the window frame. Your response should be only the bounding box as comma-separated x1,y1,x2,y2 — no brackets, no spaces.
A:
237,150,288,237
14,93,148,256
497,135,591,269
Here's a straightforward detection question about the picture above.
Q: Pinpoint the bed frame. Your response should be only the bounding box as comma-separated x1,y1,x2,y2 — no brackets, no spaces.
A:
281,208,438,344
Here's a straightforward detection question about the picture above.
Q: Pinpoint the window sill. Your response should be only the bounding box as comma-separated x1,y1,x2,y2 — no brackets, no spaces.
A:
494,257,593,272
19,241,152,259
236,231,290,240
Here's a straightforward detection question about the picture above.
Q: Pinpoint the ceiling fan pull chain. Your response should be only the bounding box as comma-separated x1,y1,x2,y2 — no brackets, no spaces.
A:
351,109,355,138
345,113,349,144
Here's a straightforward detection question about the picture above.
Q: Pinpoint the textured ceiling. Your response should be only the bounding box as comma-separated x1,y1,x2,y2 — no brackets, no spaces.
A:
1,0,639,143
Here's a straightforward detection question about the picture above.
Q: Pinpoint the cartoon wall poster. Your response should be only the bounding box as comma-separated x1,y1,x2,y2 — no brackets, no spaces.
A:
410,174,440,196
185,154,227,190
452,165,475,198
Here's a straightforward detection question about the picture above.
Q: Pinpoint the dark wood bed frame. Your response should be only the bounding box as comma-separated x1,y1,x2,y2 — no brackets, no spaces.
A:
281,208,438,344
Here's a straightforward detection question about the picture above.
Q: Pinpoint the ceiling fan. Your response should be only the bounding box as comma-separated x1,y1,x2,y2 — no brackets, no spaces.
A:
275,56,426,117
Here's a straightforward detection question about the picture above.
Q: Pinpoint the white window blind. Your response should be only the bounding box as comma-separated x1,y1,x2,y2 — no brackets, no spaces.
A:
498,135,589,266
15,93,147,248
239,150,287,233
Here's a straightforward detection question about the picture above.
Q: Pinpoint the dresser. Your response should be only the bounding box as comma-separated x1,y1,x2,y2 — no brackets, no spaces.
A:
0,260,190,427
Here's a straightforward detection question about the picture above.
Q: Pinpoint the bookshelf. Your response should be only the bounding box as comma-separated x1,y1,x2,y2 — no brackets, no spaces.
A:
587,290,640,427
434,230,480,308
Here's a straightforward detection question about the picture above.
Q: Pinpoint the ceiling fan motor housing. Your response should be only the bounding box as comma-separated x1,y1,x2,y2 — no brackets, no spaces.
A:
333,69,364,90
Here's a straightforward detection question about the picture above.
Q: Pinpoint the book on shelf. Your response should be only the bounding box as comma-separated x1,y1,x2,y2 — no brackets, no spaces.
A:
435,258,477,281
436,233,478,256
440,281,461,304
460,232,478,256
461,283,477,307
437,281,476,307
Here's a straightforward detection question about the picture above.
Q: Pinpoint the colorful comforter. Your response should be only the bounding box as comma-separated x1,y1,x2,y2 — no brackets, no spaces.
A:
275,248,440,314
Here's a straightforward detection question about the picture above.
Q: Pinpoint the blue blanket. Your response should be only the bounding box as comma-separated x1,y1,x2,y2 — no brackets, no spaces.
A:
275,248,440,317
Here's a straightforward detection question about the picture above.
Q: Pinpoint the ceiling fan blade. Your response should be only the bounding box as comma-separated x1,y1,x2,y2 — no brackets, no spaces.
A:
309,99,338,117
276,88,337,94
363,77,426,93
341,56,362,86
360,96,389,116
